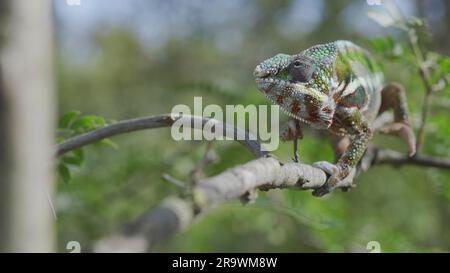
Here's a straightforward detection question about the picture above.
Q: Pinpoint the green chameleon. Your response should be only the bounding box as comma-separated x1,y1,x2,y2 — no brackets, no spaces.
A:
254,40,416,196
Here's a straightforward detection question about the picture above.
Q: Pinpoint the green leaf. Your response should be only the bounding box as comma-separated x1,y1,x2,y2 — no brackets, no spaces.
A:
427,53,450,88
73,148,84,162
63,157,81,166
62,149,84,166
58,111,81,129
99,138,119,150
72,115,106,131
58,164,71,183
92,116,107,126
368,36,394,54
438,56,450,74
368,36,410,64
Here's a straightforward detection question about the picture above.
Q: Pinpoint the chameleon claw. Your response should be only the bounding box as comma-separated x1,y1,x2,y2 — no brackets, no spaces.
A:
312,161,339,176
311,161,338,196
284,119,302,163
312,161,355,196
380,122,416,157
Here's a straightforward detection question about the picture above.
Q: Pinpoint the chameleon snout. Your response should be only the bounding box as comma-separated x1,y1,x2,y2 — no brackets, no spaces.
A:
253,65,270,78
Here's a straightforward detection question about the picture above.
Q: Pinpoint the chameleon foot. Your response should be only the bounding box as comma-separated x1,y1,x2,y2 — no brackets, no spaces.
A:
380,122,416,156
312,161,355,197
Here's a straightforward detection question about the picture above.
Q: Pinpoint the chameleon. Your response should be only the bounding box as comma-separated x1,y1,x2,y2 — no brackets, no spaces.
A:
253,40,416,196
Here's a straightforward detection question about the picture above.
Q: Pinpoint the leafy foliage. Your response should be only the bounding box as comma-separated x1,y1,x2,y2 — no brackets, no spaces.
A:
367,7,450,94
56,112,116,183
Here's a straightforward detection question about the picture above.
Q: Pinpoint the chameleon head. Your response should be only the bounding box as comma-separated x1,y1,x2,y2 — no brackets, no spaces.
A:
254,45,337,129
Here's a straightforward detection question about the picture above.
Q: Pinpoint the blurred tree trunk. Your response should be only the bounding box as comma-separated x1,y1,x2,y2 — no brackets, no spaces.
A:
0,0,55,252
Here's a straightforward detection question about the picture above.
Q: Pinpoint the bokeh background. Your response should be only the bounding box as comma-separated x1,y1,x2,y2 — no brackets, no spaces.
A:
54,0,450,252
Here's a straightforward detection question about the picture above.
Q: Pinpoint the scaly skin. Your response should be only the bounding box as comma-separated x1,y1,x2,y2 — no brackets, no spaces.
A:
254,40,415,196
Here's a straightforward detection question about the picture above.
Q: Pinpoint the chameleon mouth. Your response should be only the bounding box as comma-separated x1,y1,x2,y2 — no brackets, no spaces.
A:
254,76,292,91
254,78,313,126
254,77,334,129
255,76,282,85
253,66,271,78
253,64,279,79
254,77,277,95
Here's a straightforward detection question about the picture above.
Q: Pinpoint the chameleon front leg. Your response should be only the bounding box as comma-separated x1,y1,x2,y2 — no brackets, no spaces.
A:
329,135,350,162
280,118,303,162
313,110,372,196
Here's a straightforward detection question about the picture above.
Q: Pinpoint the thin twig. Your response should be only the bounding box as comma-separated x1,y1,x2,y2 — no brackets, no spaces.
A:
190,141,218,184
407,29,433,154
162,173,187,189
374,148,450,169
56,114,268,158
416,67,433,154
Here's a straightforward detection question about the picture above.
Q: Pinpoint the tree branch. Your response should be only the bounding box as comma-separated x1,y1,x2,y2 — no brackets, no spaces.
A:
93,145,450,252
406,27,434,154
57,113,448,252
373,148,450,169
56,114,268,158
93,156,328,252
190,141,218,184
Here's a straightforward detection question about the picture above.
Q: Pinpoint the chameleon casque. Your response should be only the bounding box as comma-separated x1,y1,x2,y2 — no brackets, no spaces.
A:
254,40,416,196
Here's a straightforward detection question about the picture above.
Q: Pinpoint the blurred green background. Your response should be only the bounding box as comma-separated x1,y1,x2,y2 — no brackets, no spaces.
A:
54,0,450,252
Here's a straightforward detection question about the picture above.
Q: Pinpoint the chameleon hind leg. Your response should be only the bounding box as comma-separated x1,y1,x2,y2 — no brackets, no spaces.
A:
378,83,416,156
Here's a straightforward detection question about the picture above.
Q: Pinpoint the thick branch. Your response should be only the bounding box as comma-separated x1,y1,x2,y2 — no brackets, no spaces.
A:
56,114,268,158
93,145,450,252
94,156,327,252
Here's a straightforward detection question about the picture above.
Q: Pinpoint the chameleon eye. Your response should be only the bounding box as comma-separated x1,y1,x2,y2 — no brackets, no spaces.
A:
293,60,302,67
288,59,315,83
